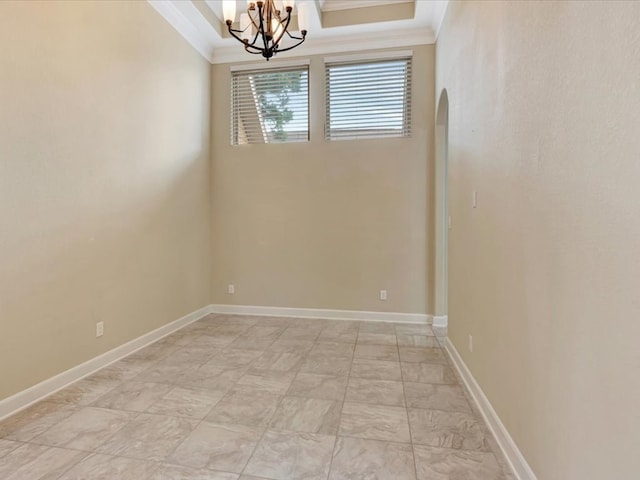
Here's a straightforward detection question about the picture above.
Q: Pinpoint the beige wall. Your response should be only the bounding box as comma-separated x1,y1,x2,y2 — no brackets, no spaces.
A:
211,46,434,314
436,1,640,478
0,1,211,401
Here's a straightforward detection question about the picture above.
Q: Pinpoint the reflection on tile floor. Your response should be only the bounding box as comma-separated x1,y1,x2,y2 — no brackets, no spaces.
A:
0,314,513,479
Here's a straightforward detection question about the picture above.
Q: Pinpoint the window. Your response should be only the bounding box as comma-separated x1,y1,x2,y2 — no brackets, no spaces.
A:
325,56,412,140
231,65,309,145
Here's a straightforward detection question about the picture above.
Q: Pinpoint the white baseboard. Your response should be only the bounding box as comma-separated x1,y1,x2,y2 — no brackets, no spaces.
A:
433,315,448,327
0,305,211,421
444,337,537,480
210,304,431,325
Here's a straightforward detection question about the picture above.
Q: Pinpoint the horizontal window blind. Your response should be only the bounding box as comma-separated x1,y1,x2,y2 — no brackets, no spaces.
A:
231,65,309,145
325,57,412,140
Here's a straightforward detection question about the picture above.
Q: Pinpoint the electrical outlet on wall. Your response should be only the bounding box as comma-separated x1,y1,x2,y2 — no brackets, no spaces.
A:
228,284,235,294
379,290,387,301
468,334,473,352
96,321,104,338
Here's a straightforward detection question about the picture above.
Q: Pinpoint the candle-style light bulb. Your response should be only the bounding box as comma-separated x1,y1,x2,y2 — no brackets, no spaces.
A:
222,0,236,23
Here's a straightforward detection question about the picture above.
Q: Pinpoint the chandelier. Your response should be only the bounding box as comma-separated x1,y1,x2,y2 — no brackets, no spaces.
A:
223,0,308,60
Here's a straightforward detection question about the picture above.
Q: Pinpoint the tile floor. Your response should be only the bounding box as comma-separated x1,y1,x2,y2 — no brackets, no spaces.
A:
0,315,514,479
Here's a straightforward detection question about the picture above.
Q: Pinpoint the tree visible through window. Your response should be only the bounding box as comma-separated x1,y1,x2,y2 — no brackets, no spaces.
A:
231,66,309,145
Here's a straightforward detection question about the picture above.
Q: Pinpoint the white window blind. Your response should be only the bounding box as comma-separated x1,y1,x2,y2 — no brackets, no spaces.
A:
231,65,309,145
325,57,412,140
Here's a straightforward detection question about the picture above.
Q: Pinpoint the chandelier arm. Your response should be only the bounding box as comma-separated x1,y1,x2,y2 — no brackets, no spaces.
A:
244,44,264,54
226,24,251,46
275,34,306,53
248,7,260,33
272,8,292,47
284,29,303,41
256,2,272,55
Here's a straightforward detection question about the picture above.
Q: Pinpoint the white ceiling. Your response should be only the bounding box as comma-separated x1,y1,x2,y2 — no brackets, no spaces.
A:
148,0,448,64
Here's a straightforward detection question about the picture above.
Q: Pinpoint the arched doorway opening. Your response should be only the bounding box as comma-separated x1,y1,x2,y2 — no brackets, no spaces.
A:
434,89,449,327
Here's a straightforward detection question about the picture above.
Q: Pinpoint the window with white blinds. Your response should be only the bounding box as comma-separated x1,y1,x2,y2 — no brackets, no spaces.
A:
231,65,309,145
325,57,412,140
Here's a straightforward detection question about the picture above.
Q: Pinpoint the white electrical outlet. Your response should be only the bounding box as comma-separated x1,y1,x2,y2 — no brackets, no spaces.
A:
228,284,235,294
468,334,473,352
379,290,387,301
96,321,104,338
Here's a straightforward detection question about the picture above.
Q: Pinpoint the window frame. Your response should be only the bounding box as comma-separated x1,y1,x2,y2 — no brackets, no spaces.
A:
324,51,413,141
230,60,311,146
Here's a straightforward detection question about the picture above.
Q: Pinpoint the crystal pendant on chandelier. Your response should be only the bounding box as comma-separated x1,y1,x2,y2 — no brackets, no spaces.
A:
223,0,309,60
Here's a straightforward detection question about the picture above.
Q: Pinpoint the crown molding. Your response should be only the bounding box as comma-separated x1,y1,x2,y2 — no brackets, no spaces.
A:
211,27,435,64
147,0,217,62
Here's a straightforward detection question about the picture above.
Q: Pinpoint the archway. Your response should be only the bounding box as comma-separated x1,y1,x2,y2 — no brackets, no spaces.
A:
434,89,449,326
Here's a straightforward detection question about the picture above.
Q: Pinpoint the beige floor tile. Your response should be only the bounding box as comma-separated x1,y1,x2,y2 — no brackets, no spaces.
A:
346,378,405,407
31,406,135,451
97,413,197,461
350,359,402,381
126,343,181,362
243,326,285,339
300,355,352,376
397,335,441,348
0,402,76,442
213,324,252,336
358,323,396,334
329,436,416,480
133,364,194,385
0,401,77,442
317,328,358,344
399,347,448,364
279,326,323,341
103,357,158,380
339,403,411,443
150,464,238,479
250,350,304,373
93,382,173,412
270,396,341,434
206,388,281,427
404,383,471,413
226,335,276,350
0,444,48,478
401,363,457,384
286,318,330,329
354,344,399,362
238,476,271,480
413,445,507,480
267,338,315,354
146,386,225,419
177,364,246,391
0,439,21,458
244,430,335,480
0,444,87,480
309,342,355,358
408,409,491,451
159,345,219,366
287,373,348,401
250,317,291,328
205,349,263,369
218,315,260,327
57,453,158,480
357,333,398,346
168,422,262,473
236,370,295,395
395,325,434,336
187,333,238,348
46,377,121,406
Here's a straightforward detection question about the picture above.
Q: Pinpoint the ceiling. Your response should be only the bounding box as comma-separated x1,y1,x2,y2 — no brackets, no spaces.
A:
148,0,449,64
